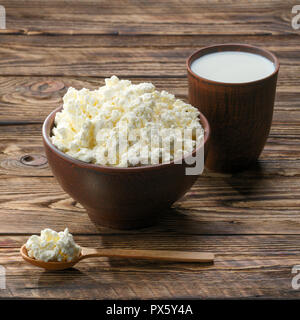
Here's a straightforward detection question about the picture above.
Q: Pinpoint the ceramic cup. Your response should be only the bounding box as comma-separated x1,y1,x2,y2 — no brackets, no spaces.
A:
187,44,279,173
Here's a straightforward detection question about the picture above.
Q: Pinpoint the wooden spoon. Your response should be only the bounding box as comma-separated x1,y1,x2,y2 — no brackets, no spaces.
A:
20,245,214,271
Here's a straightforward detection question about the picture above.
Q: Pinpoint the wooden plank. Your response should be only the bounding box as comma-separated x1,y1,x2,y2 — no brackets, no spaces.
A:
0,123,300,166
1,130,300,236
0,235,299,299
2,34,300,49
1,131,300,185
0,76,299,122
3,34,300,51
0,0,297,36
0,37,298,77
0,173,300,235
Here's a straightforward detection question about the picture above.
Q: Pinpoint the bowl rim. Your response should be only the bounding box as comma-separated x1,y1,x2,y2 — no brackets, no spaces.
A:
186,43,280,87
42,106,210,173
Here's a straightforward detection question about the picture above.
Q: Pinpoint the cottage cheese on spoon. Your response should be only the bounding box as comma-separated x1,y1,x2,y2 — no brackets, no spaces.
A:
51,76,203,167
25,228,81,262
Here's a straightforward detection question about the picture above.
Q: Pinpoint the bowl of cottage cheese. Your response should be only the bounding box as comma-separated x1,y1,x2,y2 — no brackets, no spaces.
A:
42,76,210,229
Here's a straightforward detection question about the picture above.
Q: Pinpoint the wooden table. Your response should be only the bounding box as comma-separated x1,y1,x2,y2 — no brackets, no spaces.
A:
0,0,300,299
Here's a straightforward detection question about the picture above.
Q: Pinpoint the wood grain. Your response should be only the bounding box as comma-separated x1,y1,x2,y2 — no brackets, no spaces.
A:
2,124,300,176
0,75,299,122
0,35,299,77
1,125,300,235
0,0,298,36
0,235,300,299
0,0,300,299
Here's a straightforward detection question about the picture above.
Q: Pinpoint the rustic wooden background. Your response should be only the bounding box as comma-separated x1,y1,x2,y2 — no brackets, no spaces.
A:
0,0,300,299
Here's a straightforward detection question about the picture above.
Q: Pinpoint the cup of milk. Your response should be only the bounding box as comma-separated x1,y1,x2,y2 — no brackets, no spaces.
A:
187,44,279,173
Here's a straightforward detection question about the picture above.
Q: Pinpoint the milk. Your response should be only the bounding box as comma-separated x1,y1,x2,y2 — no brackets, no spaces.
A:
190,51,275,83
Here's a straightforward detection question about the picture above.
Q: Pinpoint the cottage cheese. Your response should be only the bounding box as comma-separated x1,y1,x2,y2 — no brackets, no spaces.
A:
51,75,204,167
25,228,81,262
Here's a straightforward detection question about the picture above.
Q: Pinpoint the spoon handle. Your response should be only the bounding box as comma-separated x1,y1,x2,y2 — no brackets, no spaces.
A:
80,247,214,263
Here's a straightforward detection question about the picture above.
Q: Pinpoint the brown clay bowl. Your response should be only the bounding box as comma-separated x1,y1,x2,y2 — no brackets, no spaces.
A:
42,106,210,229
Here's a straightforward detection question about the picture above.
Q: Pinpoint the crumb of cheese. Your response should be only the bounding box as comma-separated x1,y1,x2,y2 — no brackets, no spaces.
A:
51,75,204,167
25,228,81,262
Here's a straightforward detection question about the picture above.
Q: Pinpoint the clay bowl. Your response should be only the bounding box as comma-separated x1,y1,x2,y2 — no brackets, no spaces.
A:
42,107,210,229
